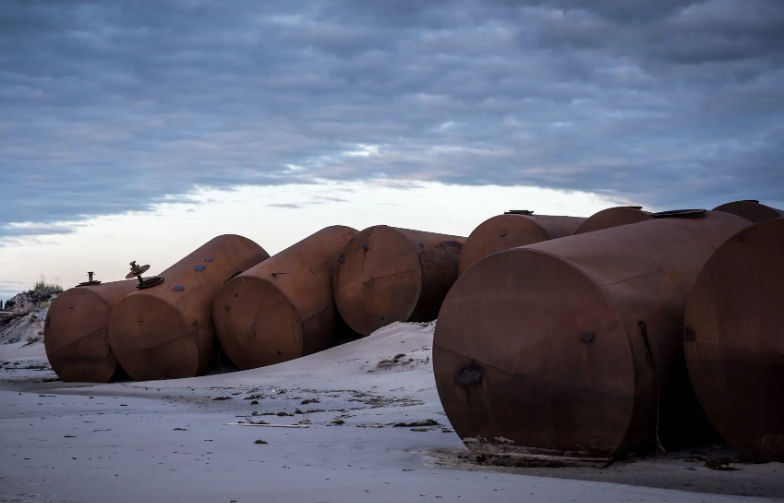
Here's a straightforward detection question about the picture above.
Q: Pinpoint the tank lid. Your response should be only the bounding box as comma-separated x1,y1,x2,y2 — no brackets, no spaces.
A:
650,209,706,219
126,261,164,289
77,271,102,287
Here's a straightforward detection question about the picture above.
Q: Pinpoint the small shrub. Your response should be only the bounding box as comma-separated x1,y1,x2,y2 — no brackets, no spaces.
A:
33,275,62,292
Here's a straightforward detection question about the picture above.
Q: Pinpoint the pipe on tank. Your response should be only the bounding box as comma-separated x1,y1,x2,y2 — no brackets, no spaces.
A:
574,206,651,235
433,210,750,462
213,226,357,370
44,280,138,382
713,200,784,223
109,234,269,381
458,213,585,275
685,218,784,463
334,226,465,336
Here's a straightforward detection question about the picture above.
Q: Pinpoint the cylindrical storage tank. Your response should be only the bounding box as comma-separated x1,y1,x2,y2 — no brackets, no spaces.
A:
44,280,138,382
334,226,465,336
109,235,269,381
458,212,585,275
213,226,357,370
713,200,784,223
684,218,784,463
574,206,651,234
434,210,750,461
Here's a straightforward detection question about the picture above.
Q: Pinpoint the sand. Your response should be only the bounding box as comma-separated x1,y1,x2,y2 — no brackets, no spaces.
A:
1,321,781,502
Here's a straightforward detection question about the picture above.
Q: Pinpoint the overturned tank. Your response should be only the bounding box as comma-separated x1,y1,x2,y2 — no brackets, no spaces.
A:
574,206,651,234
213,226,357,370
684,218,784,463
334,226,465,336
44,278,138,382
713,200,784,223
458,211,584,275
109,235,269,381
434,210,750,462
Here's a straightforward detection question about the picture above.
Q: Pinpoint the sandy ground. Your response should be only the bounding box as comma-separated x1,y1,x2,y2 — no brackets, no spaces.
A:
1,321,782,503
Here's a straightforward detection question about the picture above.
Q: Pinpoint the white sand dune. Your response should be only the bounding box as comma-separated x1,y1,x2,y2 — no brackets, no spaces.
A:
1,322,781,502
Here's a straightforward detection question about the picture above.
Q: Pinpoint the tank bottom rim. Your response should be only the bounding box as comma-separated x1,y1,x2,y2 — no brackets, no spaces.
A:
461,437,614,467
47,354,118,383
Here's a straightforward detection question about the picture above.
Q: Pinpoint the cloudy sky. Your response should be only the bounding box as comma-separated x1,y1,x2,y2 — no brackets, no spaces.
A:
1,0,783,296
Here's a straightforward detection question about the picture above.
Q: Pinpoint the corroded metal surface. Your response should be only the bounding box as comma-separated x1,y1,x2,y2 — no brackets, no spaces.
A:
685,218,784,463
434,211,750,460
574,207,651,234
213,226,357,370
458,214,585,275
109,235,269,381
44,280,138,383
334,226,465,336
713,200,784,223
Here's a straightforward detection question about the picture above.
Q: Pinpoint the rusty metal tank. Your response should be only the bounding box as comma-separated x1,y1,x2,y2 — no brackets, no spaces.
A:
574,206,651,234
44,279,138,382
684,218,784,463
713,200,784,223
213,226,357,370
333,226,465,336
434,210,750,461
109,234,269,381
458,211,585,275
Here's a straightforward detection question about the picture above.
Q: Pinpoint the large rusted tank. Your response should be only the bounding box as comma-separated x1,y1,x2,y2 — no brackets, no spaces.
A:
684,218,784,463
458,212,584,275
44,279,138,382
334,226,465,336
109,235,269,381
713,200,784,223
434,210,750,461
574,206,651,234
213,226,357,370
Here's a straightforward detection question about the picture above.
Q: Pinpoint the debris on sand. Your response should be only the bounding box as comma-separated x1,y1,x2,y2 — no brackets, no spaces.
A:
704,457,736,471
254,439,268,444
393,419,440,428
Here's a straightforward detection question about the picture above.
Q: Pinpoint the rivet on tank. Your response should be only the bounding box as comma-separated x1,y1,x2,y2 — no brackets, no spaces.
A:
713,200,784,223
434,210,750,462
44,272,138,383
108,234,269,381
685,218,784,463
574,206,651,234
333,226,465,336
213,226,357,370
458,210,585,275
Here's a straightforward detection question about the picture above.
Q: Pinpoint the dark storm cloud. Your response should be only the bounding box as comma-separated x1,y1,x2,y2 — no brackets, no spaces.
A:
1,0,783,237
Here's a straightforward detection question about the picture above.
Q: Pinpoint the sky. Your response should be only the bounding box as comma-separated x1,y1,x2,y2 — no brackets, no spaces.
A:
1,0,783,297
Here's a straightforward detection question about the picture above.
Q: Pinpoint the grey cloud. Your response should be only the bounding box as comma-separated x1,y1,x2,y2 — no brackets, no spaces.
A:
1,0,783,237
0,223,76,238
267,203,303,209
0,279,29,298
314,196,348,203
